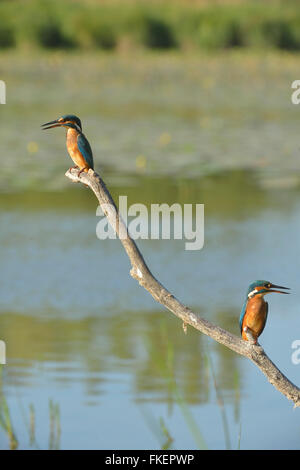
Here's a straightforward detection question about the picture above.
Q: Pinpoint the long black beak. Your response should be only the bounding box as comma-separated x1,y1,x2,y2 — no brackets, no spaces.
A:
41,119,63,130
269,284,290,294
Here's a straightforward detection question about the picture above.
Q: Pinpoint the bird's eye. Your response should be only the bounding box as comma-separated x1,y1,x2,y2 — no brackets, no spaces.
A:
267,283,271,288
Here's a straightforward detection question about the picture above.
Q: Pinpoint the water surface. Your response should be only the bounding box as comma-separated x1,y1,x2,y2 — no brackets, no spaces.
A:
0,52,300,449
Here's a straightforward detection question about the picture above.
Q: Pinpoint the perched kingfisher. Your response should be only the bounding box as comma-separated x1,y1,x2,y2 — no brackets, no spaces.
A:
41,114,94,174
239,280,289,344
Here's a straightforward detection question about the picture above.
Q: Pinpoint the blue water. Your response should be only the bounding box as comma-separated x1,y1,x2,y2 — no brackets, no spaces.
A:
1,50,300,449
0,181,299,449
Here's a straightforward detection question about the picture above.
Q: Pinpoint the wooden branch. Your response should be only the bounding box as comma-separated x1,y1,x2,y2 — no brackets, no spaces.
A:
66,168,300,408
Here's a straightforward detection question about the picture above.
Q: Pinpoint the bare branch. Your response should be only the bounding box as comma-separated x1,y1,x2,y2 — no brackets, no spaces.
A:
66,168,300,408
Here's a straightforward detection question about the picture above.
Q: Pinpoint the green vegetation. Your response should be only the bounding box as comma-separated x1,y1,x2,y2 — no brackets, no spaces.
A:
1,0,300,51
0,366,18,450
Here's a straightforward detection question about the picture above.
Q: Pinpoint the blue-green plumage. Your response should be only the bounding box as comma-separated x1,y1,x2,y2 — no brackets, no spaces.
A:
77,132,94,169
61,114,82,130
239,298,247,333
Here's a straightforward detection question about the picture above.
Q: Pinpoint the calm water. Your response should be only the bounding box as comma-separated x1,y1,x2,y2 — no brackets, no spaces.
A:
0,52,300,449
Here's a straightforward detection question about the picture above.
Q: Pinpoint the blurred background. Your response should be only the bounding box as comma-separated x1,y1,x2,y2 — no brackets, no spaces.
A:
0,0,300,450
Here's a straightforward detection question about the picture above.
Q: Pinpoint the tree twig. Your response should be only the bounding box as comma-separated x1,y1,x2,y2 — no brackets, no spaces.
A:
65,168,300,408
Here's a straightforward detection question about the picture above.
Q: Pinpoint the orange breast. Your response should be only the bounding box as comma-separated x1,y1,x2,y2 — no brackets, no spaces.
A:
242,296,267,341
66,128,87,170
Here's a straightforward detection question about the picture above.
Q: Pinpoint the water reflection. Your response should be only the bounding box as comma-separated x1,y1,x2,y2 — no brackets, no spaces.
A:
1,171,300,449
0,168,297,218
1,51,300,449
2,309,239,406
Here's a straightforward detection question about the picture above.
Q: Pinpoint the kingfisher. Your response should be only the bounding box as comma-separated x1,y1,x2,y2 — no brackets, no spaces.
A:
239,280,289,344
41,114,94,174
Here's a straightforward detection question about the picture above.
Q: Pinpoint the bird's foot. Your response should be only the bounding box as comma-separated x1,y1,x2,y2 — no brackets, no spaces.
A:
69,165,79,172
243,326,257,345
78,167,89,177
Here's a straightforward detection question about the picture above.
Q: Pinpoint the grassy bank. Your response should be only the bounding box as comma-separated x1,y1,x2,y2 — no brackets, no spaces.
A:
1,0,300,52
